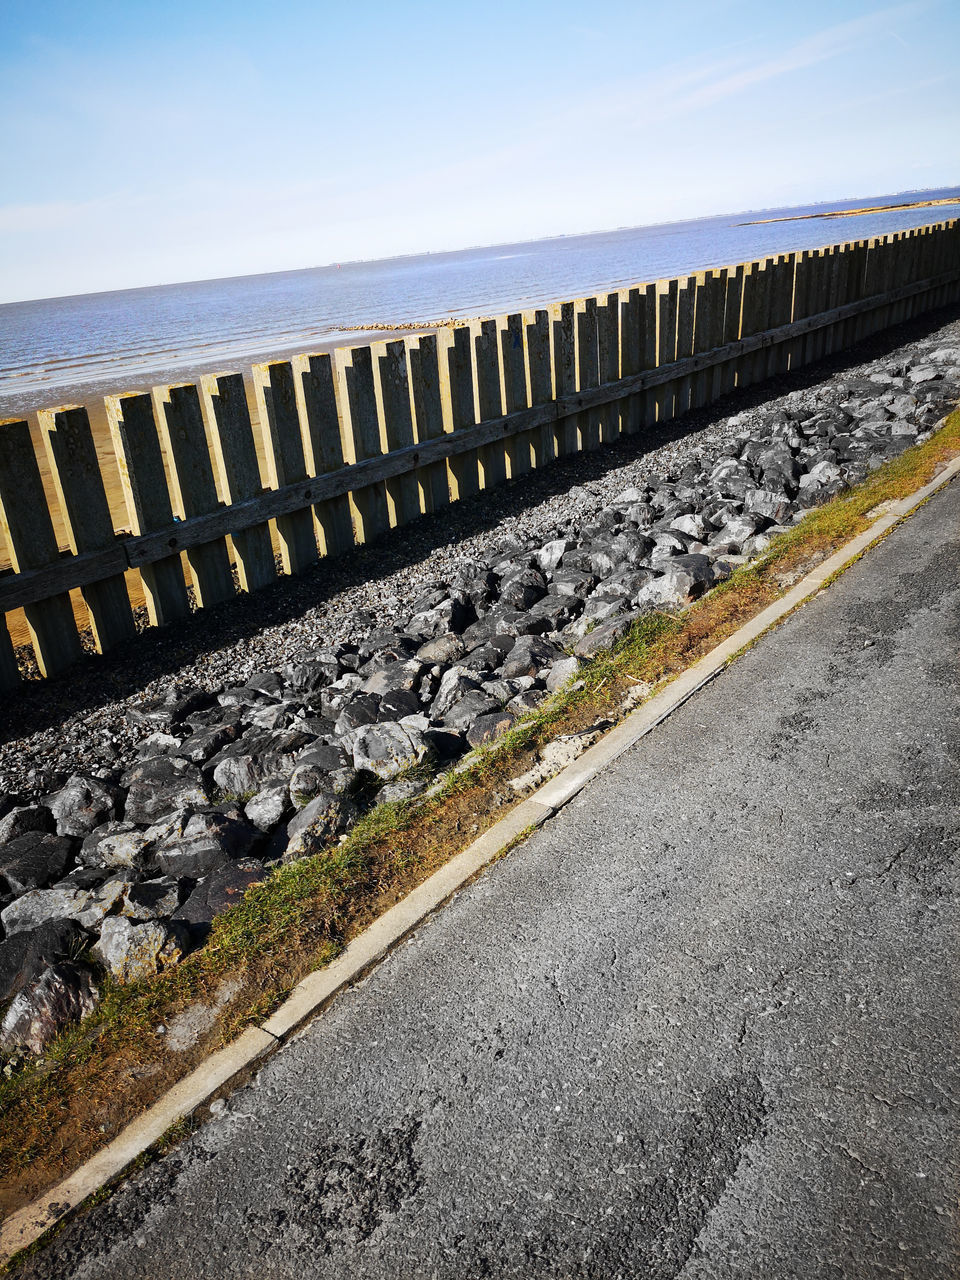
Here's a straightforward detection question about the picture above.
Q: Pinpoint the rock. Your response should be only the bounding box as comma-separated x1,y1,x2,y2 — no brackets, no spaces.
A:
285,794,357,858
0,878,129,937
93,917,188,983
545,656,581,693
122,878,184,922
407,597,471,639
507,689,547,715
0,962,100,1054
282,659,338,695
498,569,547,611
573,613,640,659
360,659,424,697
743,486,794,523
500,635,564,680
178,721,241,766
0,805,54,845
135,731,183,760
536,539,576,574
173,859,266,939
157,811,261,879
127,686,211,729
376,776,429,806
80,821,154,871
334,693,382,737
352,722,429,781
431,668,483,720
122,757,209,823
466,710,516,748
0,833,73,895
0,919,85,1003
416,633,466,665
442,691,503,733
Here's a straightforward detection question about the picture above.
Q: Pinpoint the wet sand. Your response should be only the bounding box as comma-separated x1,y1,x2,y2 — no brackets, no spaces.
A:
0,327,431,649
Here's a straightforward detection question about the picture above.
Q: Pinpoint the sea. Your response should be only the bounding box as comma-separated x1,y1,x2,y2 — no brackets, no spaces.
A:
2,185,959,417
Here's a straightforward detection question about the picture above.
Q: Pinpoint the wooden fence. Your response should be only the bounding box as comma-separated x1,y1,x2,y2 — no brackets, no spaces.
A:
2,220,959,691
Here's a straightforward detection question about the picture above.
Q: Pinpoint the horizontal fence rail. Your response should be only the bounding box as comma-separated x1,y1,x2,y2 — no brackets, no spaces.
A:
1,220,959,689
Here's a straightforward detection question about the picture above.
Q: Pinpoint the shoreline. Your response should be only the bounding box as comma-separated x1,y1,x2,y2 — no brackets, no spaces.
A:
739,196,960,226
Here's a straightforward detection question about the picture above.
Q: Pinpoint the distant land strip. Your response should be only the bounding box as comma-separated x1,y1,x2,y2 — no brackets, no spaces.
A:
739,197,960,226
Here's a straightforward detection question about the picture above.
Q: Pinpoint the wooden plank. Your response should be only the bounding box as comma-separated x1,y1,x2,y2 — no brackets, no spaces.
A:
618,287,642,435
442,326,481,500
805,249,830,365
525,308,555,467
38,405,135,653
691,272,719,408
472,318,508,488
788,251,812,370
597,292,620,442
153,383,236,608
408,333,451,513
295,352,356,556
720,264,745,394
105,392,191,626
551,302,577,455
500,313,532,477
574,297,602,450
373,339,421,527
0,418,83,676
674,275,698,415
333,345,391,542
200,373,276,593
655,278,679,422
640,283,659,427
0,615,19,692
252,361,319,573
704,269,729,400
766,255,796,377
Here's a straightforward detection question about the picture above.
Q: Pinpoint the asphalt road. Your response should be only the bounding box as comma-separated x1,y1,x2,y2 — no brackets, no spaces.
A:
15,478,960,1280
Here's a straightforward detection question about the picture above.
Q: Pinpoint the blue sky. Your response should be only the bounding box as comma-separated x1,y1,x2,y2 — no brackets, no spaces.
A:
1,0,957,302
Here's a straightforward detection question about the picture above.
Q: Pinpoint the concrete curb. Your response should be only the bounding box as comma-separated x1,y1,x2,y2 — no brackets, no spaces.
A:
3,452,958,1267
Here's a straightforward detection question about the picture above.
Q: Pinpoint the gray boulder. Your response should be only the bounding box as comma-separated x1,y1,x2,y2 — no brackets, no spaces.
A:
0,805,54,845
573,613,641,659
123,757,209,823
442,691,503,733
243,783,292,832
157,811,260,879
0,919,85,1003
352,722,429,780
466,710,516,748
1,878,129,937
431,668,483,720
122,878,184,922
416,633,466,665
0,832,73,895
545,656,581,693
500,635,564,681
0,962,100,1054
285,793,357,859
80,821,154,871
93,916,187,983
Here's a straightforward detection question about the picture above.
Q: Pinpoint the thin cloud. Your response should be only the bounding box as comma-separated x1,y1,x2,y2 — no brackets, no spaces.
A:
680,3,926,110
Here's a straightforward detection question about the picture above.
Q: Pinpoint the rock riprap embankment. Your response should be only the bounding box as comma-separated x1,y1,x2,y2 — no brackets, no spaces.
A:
1,333,958,1060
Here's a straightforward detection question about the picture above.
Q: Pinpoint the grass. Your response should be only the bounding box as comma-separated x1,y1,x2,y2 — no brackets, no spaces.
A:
1,407,958,1229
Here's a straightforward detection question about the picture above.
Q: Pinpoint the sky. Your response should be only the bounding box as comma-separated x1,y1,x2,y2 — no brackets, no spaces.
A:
0,0,957,303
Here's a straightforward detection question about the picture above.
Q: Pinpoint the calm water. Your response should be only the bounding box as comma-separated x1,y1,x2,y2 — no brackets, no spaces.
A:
2,186,959,412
